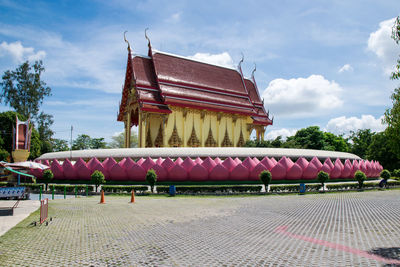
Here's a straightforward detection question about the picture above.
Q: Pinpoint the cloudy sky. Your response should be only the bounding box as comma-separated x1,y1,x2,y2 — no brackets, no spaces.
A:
0,0,399,142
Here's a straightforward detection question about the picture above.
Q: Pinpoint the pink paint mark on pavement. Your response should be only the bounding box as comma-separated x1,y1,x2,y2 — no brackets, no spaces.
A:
274,225,400,265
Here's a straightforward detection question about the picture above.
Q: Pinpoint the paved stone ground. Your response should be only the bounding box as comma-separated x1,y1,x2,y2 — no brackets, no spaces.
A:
0,190,400,266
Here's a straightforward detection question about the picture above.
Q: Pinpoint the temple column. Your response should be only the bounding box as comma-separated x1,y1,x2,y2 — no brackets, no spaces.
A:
261,127,265,141
126,110,131,148
162,114,168,147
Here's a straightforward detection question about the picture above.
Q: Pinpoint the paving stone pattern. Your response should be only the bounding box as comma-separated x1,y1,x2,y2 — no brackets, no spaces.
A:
1,191,400,266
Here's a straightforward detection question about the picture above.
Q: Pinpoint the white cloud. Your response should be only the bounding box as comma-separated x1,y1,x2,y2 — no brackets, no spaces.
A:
265,128,297,140
167,12,181,23
338,64,353,73
0,41,46,63
262,74,343,117
367,18,400,75
188,52,235,68
325,115,386,135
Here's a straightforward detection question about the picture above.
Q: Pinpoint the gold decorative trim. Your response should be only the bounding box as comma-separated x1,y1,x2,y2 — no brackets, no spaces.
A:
145,127,153,147
154,124,163,147
221,129,233,147
168,124,182,147
205,128,217,147
187,126,200,147
237,129,245,147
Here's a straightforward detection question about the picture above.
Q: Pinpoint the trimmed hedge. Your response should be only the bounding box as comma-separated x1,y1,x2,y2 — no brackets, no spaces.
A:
269,184,321,193
102,185,149,193
156,185,263,194
50,184,95,193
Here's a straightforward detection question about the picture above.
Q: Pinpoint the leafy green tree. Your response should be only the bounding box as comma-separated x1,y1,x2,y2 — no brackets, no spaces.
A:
317,171,329,192
259,170,272,192
36,112,54,154
354,170,366,190
349,129,374,159
43,169,54,191
0,61,51,120
380,169,391,181
91,170,105,192
383,16,400,158
108,131,139,148
286,126,325,150
146,169,157,193
90,138,107,149
366,131,399,171
323,132,349,152
51,139,69,152
72,134,92,150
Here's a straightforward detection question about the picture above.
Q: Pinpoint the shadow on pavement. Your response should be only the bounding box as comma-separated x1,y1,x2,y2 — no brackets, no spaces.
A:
369,247,400,266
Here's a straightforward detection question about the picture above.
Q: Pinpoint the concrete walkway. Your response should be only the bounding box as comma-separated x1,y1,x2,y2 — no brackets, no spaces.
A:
0,200,40,236
1,191,400,266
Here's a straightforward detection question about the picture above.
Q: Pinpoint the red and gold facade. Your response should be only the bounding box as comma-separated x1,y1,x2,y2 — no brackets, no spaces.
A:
118,43,272,148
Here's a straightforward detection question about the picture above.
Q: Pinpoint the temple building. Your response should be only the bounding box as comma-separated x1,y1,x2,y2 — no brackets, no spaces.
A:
118,36,273,148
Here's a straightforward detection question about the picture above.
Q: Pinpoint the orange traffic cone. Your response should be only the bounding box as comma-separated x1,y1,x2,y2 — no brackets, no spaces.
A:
130,190,135,203
99,190,105,204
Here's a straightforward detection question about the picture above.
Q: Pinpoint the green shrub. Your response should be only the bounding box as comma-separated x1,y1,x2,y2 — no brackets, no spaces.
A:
91,170,105,192
102,185,148,193
393,169,400,178
259,170,272,192
146,169,157,193
43,169,54,191
317,171,329,192
354,170,367,189
380,169,391,180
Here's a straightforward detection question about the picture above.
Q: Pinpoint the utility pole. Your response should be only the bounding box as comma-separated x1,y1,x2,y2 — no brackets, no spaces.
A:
70,125,73,160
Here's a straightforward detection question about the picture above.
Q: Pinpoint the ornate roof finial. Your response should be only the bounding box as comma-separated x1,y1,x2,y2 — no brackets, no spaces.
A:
251,63,257,79
124,31,131,52
145,28,151,48
237,52,244,70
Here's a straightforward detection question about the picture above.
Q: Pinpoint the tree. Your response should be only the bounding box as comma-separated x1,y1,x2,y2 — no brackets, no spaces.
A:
317,171,329,193
349,129,374,159
108,131,139,148
384,16,400,158
36,112,54,154
380,169,391,181
91,170,105,192
146,169,157,193
72,134,92,150
72,134,107,150
366,131,399,171
90,138,107,149
259,170,272,192
43,169,54,191
286,126,325,150
323,132,349,152
354,170,366,190
51,139,69,152
0,60,51,120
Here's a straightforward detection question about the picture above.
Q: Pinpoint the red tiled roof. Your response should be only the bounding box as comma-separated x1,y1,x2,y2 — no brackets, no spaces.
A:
118,48,272,126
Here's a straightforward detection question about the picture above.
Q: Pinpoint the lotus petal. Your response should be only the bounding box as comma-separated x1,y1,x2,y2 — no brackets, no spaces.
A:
188,164,208,181
230,163,249,180
209,164,229,181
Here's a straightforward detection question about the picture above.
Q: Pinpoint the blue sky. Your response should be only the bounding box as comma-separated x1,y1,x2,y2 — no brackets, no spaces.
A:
0,0,399,142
